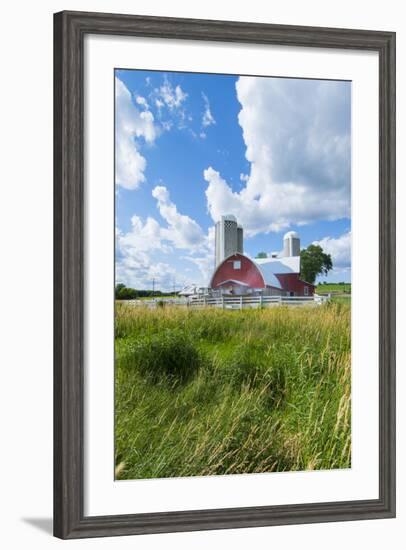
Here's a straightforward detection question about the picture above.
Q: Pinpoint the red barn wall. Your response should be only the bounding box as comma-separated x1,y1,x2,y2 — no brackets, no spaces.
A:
211,253,265,289
275,273,315,296
211,254,315,296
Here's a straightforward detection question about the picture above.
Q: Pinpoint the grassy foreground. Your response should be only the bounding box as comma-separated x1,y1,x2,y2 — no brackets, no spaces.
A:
115,303,351,479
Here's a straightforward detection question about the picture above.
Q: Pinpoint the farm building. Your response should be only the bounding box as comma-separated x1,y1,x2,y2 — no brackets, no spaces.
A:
210,217,315,297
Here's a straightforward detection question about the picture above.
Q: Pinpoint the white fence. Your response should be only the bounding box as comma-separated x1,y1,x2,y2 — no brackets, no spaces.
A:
188,294,328,309
123,294,328,309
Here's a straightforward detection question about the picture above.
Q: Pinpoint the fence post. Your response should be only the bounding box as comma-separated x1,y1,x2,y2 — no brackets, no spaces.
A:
259,295,263,309
203,295,207,307
240,296,243,310
222,296,224,309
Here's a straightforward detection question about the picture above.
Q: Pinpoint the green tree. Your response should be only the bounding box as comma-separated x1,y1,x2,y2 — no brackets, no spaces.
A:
115,284,138,300
300,244,333,284
255,251,268,259
115,283,125,295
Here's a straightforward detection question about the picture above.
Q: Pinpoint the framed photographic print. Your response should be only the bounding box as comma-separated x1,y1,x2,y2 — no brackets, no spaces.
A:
54,10,396,539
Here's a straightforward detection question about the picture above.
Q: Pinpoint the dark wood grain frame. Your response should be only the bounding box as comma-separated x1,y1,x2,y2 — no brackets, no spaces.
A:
54,10,396,539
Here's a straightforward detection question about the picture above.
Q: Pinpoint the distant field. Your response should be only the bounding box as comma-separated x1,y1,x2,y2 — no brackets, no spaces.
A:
115,303,351,480
316,283,351,294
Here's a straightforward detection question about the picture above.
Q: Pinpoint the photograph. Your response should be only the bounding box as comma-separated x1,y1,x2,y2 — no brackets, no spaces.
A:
114,68,352,481
0,0,398,544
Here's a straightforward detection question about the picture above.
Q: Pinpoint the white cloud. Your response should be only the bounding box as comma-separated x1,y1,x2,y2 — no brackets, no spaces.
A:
162,120,173,132
204,77,351,235
115,77,158,190
313,231,351,268
181,226,216,286
116,252,176,291
204,167,288,234
116,186,214,290
152,185,206,249
115,218,176,290
118,215,170,253
157,78,187,110
150,77,190,131
202,93,216,128
135,95,149,109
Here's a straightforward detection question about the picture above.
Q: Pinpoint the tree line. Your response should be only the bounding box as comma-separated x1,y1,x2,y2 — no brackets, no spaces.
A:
115,283,176,300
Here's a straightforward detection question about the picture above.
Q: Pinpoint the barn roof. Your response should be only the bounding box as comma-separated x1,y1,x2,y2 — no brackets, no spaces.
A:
255,256,300,288
257,268,282,289
255,256,300,274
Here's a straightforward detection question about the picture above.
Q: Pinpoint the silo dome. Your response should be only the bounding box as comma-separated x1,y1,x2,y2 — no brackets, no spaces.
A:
222,214,237,222
283,231,299,240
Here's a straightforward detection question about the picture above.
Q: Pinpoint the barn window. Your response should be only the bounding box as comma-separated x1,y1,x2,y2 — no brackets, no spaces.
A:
233,260,241,270
304,286,309,296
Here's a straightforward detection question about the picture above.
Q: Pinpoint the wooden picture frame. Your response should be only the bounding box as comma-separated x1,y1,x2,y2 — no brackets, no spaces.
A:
54,10,396,539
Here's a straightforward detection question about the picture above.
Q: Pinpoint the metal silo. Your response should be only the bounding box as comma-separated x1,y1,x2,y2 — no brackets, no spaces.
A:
214,215,239,266
237,225,244,254
283,231,300,257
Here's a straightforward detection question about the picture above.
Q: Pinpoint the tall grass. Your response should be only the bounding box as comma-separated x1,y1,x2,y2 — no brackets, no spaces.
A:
115,303,351,479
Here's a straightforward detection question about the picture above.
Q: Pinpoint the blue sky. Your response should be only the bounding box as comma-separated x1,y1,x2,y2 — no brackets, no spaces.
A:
115,69,351,291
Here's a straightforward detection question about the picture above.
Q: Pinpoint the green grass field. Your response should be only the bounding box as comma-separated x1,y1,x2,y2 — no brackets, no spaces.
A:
115,303,351,479
316,283,351,294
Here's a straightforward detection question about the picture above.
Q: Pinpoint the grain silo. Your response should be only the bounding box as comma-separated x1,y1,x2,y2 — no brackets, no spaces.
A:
215,215,239,267
283,231,301,257
237,225,244,254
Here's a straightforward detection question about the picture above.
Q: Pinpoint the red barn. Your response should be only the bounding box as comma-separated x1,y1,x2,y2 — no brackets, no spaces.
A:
209,253,315,297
